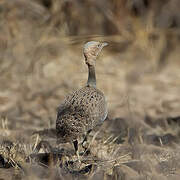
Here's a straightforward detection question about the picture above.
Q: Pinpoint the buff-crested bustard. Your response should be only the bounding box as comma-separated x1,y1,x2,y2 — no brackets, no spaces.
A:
56,41,108,160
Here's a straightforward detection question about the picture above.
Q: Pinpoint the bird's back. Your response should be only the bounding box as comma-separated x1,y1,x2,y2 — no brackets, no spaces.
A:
56,86,107,142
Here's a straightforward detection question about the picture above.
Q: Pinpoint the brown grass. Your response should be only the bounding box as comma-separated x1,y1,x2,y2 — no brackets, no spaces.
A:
0,0,180,179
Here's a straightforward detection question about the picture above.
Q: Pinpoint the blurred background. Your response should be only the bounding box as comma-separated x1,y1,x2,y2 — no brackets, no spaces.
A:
0,0,180,130
0,0,180,179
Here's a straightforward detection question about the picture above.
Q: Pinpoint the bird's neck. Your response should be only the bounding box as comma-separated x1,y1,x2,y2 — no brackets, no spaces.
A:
87,64,96,88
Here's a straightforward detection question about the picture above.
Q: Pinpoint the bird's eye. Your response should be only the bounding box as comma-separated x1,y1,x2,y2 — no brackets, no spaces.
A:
97,44,101,48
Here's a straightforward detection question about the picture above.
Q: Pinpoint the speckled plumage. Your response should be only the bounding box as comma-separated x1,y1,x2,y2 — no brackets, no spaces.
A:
56,41,108,145
56,86,107,142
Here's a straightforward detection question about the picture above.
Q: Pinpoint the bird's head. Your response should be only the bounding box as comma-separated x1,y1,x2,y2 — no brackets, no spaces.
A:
83,41,108,66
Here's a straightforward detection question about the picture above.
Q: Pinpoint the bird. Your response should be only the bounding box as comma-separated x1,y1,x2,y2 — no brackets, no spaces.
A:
56,41,108,160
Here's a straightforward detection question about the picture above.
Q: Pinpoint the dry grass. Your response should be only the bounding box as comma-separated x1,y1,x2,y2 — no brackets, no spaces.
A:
0,0,180,179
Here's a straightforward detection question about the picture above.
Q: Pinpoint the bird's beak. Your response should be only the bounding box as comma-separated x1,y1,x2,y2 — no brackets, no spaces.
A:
101,42,108,47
